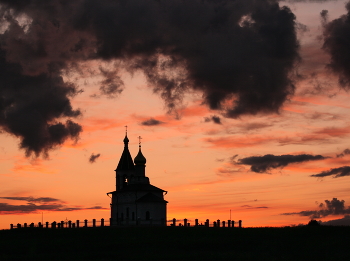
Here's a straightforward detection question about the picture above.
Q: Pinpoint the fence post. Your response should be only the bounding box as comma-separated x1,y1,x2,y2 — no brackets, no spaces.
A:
232,220,235,228
24,223,27,228
68,220,72,228
10,224,13,230
92,219,96,227
205,219,209,227
101,218,104,227
76,220,80,228
172,218,176,226
213,221,216,227
30,223,34,228
222,221,225,227
57,223,61,229
228,220,231,228
184,218,187,227
17,223,22,229
217,220,220,228
72,223,75,228
38,222,42,228
84,219,88,227
46,222,49,228
195,219,199,227
52,221,56,229
239,220,242,228
109,218,113,227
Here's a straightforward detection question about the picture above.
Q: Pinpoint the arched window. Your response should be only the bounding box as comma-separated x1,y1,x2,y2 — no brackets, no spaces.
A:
146,211,150,220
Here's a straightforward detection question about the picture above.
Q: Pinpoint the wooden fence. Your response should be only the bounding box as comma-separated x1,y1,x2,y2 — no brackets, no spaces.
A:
167,218,242,228
10,218,242,229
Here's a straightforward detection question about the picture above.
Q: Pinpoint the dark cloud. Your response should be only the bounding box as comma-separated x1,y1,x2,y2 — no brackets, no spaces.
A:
0,0,300,157
239,122,272,131
0,47,82,158
238,154,326,173
322,3,350,88
283,0,341,3
310,166,350,178
204,115,222,124
241,205,269,209
98,66,124,98
141,118,164,126
89,153,101,163
0,196,106,214
320,215,350,226
336,148,350,158
281,198,350,219
0,196,60,203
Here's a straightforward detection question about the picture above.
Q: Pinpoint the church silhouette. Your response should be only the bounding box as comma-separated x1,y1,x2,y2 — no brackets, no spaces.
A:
107,131,168,226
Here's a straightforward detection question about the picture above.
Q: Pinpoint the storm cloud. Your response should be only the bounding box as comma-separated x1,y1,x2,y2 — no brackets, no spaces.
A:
322,2,350,88
0,0,300,156
238,154,326,173
310,166,350,178
282,198,350,219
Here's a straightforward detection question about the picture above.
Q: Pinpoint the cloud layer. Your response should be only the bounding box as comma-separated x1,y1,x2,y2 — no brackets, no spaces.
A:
0,196,106,214
282,198,350,219
238,154,326,173
0,0,300,156
310,166,350,178
322,3,350,87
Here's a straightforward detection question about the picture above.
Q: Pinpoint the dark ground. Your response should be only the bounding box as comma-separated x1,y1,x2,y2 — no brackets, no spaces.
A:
0,226,349,261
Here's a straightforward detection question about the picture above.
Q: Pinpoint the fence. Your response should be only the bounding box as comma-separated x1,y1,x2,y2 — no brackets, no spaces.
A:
166,218,242,228
10,218,110,229
10,218,242,229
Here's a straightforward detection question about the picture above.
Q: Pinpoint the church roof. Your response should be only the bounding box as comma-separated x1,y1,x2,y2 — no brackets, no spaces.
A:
136,192,168,203
116,135,135,171
110,183,167,193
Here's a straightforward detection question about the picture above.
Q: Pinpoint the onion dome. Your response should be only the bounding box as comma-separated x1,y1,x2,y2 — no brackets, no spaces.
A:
123,135,129,144
134,146,146,165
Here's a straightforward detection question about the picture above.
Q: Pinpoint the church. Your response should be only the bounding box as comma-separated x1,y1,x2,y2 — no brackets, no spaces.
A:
107,131,168,226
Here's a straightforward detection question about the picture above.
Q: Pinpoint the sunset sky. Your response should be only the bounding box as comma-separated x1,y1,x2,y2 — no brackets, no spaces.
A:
1,0,350,229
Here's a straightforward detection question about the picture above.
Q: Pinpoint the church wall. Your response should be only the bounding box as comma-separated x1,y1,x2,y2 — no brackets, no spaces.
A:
136,201,167,225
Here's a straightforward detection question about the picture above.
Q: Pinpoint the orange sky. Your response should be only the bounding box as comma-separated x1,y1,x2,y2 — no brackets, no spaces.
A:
1,0,350,229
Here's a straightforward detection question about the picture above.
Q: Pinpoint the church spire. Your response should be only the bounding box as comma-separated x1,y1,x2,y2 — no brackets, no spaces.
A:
123,125,129,146
116,126,134,171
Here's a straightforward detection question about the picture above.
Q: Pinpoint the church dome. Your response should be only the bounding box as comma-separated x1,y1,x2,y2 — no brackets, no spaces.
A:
123,135,129,143
134,147,146,165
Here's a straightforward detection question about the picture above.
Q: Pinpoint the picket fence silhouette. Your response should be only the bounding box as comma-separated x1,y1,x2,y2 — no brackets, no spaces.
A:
10,218,242,229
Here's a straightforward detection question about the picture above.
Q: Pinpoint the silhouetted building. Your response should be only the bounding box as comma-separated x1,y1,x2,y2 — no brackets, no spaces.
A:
107,132,168,226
